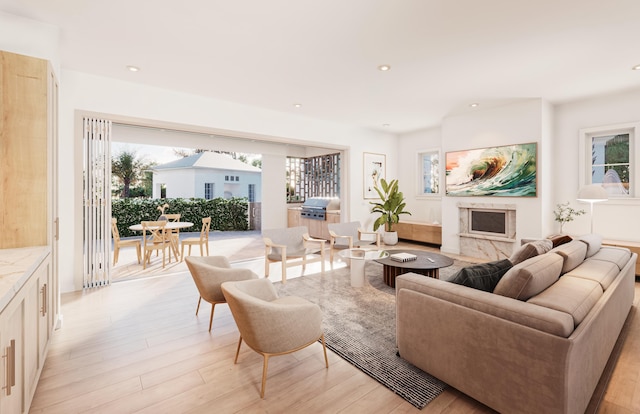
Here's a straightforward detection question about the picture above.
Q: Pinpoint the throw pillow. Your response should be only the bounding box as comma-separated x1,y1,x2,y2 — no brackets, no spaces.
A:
494,253,563,300
448,259,513,292
548,234,572,247
509,240,553,266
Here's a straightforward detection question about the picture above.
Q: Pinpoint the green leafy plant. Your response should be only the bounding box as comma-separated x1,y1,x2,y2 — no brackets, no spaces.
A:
369,178,411,232
553,202,585,233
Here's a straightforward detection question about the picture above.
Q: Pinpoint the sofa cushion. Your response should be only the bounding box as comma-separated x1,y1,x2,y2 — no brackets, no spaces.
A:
493,253,563,300
509,240,553,265
589,246,632,270
576,234,603,258
448,259,513,292
527,275,603,326
565,258,620,290
550,240,587,273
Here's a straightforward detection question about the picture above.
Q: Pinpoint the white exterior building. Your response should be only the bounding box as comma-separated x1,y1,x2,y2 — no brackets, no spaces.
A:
152,152,262,201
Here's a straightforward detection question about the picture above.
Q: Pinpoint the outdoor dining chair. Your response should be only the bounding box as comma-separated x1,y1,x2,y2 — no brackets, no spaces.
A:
141,220,172,269
181,217,212,261
111,217,141,265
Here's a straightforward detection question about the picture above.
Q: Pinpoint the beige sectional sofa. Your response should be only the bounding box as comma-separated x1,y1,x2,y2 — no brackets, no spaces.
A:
396,235,637,414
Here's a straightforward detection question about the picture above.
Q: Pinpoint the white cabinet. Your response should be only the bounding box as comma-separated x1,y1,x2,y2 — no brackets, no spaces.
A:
0,299,23,414
0,249,52,414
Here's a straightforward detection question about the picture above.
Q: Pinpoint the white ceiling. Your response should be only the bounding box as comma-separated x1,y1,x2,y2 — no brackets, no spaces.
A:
3,0,640,134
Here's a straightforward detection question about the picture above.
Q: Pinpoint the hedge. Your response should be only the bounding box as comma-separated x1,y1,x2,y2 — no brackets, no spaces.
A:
112,197,249,238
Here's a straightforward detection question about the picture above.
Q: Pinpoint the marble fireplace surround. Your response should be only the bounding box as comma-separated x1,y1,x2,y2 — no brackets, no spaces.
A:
458,202,517,260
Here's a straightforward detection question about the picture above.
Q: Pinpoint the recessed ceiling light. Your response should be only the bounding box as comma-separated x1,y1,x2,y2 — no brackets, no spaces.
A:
632,64,640,71
382,123,390,127
469,103,479,108
293,103,302,108
377,64,391,71
126,65,140,72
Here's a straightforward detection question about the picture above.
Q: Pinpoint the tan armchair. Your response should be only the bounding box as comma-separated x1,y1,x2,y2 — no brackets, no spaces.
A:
263,226,326,283
185,256,258,331
221,278,328,398
328,221,381,263
111,218,141,265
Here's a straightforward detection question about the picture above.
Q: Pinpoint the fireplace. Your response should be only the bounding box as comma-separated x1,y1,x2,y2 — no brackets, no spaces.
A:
458,203,516,260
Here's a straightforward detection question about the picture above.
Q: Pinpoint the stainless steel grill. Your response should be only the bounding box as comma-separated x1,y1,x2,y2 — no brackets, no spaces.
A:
300,197,340,220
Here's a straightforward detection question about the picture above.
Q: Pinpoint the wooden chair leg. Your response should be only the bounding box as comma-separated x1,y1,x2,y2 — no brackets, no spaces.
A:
205,241,209,256
261,354,270,398
320,334,329,368
135,245,141,264
208,303,216,332
113,247,119,265
195,296,202,315
234,336,243,364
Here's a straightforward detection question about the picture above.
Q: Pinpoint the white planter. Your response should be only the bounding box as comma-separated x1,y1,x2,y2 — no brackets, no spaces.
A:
383,231,398,246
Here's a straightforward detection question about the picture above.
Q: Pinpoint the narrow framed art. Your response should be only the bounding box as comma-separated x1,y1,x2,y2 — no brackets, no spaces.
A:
417,149,440,196
445,142,537,197
363,152,385,199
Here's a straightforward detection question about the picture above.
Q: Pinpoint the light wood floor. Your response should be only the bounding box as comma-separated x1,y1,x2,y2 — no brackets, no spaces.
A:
30,247,640,413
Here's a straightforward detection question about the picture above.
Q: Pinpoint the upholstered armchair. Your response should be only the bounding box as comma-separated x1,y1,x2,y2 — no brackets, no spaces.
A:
328,221,381,263
185,256,258,331
221,278,328,398
263,226,326,283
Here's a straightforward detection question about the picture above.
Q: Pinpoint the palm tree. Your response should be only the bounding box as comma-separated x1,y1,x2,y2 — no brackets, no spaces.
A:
112,150,145,198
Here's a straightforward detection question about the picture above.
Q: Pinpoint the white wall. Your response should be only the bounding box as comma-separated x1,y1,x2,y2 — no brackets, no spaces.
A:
553,87,640,240
439,99,547,256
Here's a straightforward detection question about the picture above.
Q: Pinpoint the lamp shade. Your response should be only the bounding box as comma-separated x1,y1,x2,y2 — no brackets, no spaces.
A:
577,184,608,202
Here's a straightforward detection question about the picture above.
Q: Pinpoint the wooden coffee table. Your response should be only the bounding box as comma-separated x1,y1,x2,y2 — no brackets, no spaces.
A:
375,249,454,288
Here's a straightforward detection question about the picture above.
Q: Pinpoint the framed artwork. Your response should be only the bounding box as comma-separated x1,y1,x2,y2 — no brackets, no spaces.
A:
363,152,385,199
445,142,537,197
417,149,440,196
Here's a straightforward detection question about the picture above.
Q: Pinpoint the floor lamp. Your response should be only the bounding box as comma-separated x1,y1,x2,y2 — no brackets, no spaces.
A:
577,184,608,233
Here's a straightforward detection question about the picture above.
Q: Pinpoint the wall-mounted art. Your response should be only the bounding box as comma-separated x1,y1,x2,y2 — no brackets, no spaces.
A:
445,142,537,197
363,152,386,199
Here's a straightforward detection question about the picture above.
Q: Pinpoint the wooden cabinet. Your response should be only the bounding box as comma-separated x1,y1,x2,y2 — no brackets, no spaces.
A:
603,239,640,276
395,221,442,245
287,209,339,240
0,50,58,414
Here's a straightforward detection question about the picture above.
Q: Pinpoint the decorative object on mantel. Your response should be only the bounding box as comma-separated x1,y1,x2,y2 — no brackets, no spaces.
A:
370,178,411,245
156,203,170,220
553,202,585,234
577,184,608,233
445,142,537,197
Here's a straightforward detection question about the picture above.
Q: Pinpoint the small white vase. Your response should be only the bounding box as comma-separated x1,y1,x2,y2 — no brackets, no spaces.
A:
383,231,398,246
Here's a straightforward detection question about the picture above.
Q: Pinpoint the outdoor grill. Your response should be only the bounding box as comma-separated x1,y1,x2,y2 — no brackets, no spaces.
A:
300,197,340,220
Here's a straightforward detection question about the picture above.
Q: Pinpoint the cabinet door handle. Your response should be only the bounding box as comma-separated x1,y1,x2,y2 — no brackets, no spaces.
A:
3,339,15,396
41,283,48,316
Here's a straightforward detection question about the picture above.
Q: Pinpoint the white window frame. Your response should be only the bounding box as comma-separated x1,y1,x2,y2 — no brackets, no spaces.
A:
416,148,441,198
579,122,639,201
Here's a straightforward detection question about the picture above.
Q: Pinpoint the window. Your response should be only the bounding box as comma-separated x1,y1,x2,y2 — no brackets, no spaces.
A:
417,149,440,196
580,123,638,198
248,184,255,202
204,182,214,200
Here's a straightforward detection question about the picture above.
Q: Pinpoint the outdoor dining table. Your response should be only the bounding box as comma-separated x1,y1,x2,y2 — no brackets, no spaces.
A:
129,221,194,262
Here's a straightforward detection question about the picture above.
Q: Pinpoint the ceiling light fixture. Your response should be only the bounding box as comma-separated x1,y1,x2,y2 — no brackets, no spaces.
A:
633,64,640,71
293,103,302,108
377,64,391,71
469,103,479,108
382,123,390,127
126,65,140,72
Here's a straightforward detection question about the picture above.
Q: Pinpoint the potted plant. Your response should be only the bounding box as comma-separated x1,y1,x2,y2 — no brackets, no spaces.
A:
553,202,585,234
370,178,411,245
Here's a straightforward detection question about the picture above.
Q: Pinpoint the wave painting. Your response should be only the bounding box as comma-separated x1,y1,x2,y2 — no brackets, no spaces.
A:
445,143,537,196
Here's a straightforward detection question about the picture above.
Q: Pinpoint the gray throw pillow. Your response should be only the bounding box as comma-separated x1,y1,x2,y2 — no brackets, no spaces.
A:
448,259,513,292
